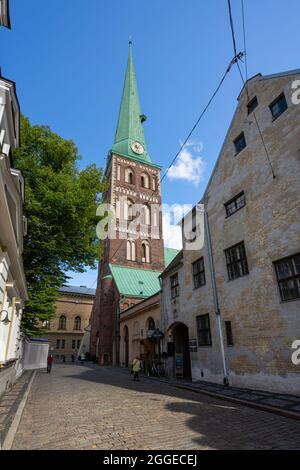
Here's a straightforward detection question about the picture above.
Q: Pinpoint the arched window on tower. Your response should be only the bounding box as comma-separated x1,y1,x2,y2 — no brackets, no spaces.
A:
152,206,159,227
59,315,66,330
74,316,81,330
116,164,121,180
141,241,151,263
152,176,156,191
141,173,150,189
128,201,134,221
124,199,134,221
141,204,150,225
125,167,134,184
126,240,136,261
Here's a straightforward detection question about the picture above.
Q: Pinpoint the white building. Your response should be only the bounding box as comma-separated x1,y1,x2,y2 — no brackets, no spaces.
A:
0,75,28,396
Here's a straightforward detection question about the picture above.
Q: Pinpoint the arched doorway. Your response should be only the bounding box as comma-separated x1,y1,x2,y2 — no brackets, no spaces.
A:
123,325,129,367
168,322,191,378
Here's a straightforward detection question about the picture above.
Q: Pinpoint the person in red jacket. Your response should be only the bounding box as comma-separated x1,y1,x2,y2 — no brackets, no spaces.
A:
47,355,54,374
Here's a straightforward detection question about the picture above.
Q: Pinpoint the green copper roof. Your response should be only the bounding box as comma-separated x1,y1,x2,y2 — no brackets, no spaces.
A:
111,42,152,164
108,248,180,299
164,247,180,266
109,264,161,299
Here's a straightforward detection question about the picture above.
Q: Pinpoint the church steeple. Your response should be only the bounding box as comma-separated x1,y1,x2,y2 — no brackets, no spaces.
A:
111,41,151,164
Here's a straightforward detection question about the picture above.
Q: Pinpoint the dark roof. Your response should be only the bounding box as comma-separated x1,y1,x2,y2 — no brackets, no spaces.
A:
59,285,96,297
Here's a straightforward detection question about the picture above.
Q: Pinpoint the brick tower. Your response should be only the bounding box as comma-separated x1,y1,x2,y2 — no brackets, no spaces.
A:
90,42,165,365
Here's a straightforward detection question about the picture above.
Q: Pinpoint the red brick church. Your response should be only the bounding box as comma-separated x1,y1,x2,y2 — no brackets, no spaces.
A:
90,42,178,365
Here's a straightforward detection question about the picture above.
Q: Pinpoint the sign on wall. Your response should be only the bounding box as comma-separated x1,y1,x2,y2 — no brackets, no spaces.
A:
189,339,198,353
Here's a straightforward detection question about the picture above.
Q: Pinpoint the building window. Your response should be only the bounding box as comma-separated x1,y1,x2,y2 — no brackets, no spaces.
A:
59,315,67,330
197,314,212,346
192,258,206,289
77,339,81,349
56,339,60,349
233,132,246,154
42,320,50,329
126,240,136,261
74,316,81,330
152,177,156,191
170,273,179,298
61,339,65,349
141,204,150,225
225,191,246,217
125,199,134,221
72,339,76,349
225,241,249,281
270,93,288,120
141,173,150,189
225,321,234,346
274,253,300,301
141,241,150,263
147,317,156,331
125,167,134,184
247,96,258,114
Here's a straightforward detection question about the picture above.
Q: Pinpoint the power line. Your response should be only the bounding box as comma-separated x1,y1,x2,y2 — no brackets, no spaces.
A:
227,0,276,179
227,0,238,57
241,0,248,82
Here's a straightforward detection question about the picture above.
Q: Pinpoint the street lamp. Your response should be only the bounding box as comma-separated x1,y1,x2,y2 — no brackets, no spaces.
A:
1,310,10,325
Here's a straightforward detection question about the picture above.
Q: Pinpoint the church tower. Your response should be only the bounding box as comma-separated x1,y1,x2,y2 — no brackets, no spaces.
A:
90,42,165,365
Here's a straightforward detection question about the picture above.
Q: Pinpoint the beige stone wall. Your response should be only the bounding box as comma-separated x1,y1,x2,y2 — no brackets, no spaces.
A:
119,294,161,367
43,293,94,360
171,71,300,393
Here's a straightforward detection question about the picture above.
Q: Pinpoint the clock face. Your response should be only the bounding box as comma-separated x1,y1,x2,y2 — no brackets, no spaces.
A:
131,141,144,155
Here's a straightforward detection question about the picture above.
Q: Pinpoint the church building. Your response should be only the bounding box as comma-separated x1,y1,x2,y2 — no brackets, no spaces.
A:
90,43,178,365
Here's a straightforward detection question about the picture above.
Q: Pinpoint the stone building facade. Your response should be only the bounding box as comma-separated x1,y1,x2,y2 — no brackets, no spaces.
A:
161,69,300,394
119,293,161,370
90,43,178,366
43,286,95,361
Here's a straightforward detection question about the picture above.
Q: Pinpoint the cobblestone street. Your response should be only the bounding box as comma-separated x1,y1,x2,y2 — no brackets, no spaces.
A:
12,364,300,450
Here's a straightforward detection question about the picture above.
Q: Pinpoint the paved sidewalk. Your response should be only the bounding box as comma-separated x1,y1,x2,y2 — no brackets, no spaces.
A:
12,364,300,450
0,370,33,448
124,370,300,419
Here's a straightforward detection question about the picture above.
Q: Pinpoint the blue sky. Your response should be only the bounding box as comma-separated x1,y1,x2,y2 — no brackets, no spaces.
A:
2,0,300,288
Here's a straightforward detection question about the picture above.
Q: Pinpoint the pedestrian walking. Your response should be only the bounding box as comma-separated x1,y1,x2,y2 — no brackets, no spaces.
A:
132,356,142,382
47,355,53,373
80,352,85,365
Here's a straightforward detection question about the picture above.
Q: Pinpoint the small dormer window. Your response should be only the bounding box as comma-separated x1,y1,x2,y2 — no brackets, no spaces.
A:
233,132,246,154
247,96,258,114
270,93,288,120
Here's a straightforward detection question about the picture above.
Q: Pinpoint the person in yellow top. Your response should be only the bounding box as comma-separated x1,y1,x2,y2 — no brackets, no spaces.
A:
132,356,142,382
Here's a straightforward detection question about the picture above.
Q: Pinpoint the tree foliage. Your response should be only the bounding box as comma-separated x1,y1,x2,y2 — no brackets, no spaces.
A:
13,115,105,335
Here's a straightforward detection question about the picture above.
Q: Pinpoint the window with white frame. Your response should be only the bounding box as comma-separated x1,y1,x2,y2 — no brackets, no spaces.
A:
126,240,136,261
125,167,134,184
141,241,150,263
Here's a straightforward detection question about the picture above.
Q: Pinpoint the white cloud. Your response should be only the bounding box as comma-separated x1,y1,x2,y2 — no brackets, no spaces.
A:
167,141,205,186
162,213,183,250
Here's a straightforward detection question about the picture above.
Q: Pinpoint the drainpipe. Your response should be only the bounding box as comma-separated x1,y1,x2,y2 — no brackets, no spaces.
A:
115,303,120,366
204,209,229,386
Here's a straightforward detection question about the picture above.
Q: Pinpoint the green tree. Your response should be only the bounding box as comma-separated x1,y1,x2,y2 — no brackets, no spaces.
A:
13,115,105,336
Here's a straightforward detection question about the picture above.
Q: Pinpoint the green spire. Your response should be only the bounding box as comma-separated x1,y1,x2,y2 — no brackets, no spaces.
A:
111,41,151,164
